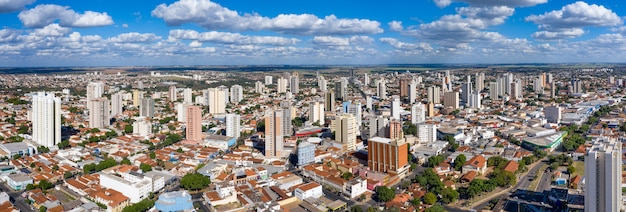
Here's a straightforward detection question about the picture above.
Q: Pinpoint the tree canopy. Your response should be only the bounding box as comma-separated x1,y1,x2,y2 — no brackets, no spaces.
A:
375,186,396,202
180,173,211,191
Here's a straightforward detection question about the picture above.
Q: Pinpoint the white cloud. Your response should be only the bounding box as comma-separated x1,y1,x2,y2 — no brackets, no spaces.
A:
526,1,621,39
151,0,382,35
388,21,403,31
108,32,161,43
168,29,299,46
122,24,128,28
33,24,71,37
18,4,113,28
0,0,34,13
0,29,21,43
456,6,514,25
380,37,433,51
311,36,374,46
434,0,546,8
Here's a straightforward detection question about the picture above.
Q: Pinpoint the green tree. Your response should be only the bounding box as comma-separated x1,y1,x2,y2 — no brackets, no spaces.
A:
404,124,418,136
57,140,71,149
567,165,576,174
176,148,184,153
440,188,459,203
423,192,437,205
39,206,47,212
428,155,445,167
37,146,50,153
375,186,395,202
26,184,35,190
180,173,211,191
350,206,363,212
64,172,73,179
140,163,152,172
38,180,53,191
487,156,508,168
411,198,421,206
425,205,445,212
149,151,156,159
454,154,467,171
83,163,96,174
342,172,353,180
124,125,133,134
122,199,155,212
121,158,131,165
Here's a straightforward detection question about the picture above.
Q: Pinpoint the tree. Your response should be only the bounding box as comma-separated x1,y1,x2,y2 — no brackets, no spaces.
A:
83,163,96,174
404,124,418,136
39,206,47,212
180,173,211,191
121,158,131,165
375,186,396,202
176,148,184,153
410,198,421,206
57,140,70,149
350,206,363,212
567,165,576,174
440,188,459,203
26,184,35,190
37,146,50,153
140,163,152,172
428,155,445,167
425,205,445,212
64,171,73,179
122,199,155,212
341,172,353,180
38,180,53,191
149,151,156,159
487,156,508,168
124,125,133,134
454,154,467,171
423,192,437,205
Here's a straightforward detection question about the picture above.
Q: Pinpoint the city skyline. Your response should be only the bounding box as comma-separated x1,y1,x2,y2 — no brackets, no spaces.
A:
0,0,625,66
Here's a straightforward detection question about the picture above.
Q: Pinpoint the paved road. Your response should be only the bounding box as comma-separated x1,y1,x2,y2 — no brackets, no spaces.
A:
0,182,34,212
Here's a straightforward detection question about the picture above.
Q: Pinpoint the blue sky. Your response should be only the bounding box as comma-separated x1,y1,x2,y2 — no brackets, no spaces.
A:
0,0,625,66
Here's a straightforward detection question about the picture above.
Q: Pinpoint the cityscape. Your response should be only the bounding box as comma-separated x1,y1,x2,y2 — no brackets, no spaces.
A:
1,0,626,212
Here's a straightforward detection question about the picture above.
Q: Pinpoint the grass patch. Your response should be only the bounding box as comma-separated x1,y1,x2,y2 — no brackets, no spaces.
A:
572,161,584,177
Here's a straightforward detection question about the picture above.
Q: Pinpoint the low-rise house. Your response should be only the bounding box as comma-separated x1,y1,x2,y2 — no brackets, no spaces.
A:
463,155,487,175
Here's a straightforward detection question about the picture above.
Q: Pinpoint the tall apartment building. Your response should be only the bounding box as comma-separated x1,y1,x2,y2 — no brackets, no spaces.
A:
183,88,193,103
318,76,327,92
377,79,387,99
169,86,177,102
461,77,472,105
418,123,437,143
408,81,417,104
388,119,404,140
277,77,288,93
207,88,226,114
368,137,409,176
331,113,357,151
309,101,325,125
444,91,459,109
265,108,284,158
411,102,425,124
140,98,154,118
133,119,152,137
111,93,123,117
265,76,273,85
176,103,191,123
86,82,104,109
325,89,335,112
391,96,401,120
255,81,265,94
427,86,440,104
585,138,622,212
369,116,387,139
186,106,202,142
230,85,243,103
297,142,315,166
132,90,141,107
88,98,110,128
571,79,583,94
335,81,346,101
347,102,362,128
544,106,561,124
489,82,500,100
475,73,485,92
31,92,61,148
290,73,299,94
225,114,240,139
281,101,293,137
399,78,411,97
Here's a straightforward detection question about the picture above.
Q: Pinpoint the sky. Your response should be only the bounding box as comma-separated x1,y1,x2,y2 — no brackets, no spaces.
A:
0,0,625,66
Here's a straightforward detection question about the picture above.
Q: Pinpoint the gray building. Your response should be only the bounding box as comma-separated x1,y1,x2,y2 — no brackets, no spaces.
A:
297,142,315,167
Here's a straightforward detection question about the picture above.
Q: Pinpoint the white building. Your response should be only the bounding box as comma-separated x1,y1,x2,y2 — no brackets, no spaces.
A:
347,102,362,128
418,123,437,143
309,101,325,125
318,76,327,92
183,88,193,103
294,182,323,200
544,106,561,124
428,86,440,104
225,114,240,139
585,138,622,212
344,177,367,198
169,86,177,102
468,92,482,109
176,103,191,123
255,81,265,94
408,81,417,104
331,113,357,151
277,77,288,94
290,73,299,94
86,82,104,109
111,93,123,117
100,172,163,203
265,76,273,85
133,119,152,137
140,98,154,118
207,88,226,114
32,92,61,148
377,79,387,99
230,85,243,103
88,98,110,128
391,96,401,120
411,102,426,124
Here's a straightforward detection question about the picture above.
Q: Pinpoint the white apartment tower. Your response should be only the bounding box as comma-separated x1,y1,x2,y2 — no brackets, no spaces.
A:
290,73,299,94
32,92,61,148
255,81,265,94
427,86,440,104
408,81,417,104
417,123,437,143
369,116,387,139
309,101,325,125
111,93,123,117
183,88,193,103
225,114,241,139
318,76,327,92
230,85,243,103
347,102,362,128
411,102,426,124
377,79,387,99
585,138,622,212
544,106,561,124
332,113,357,151
391,96,401,120
140,98,154,118
265,76,273,85
207,88,226,114
169,86,177,102
277,77,288,93
176,103,190,123
86,82,104,109
88,98,110,128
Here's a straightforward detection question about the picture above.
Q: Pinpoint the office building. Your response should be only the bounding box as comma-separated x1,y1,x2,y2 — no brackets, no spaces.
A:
207,88,226,114
169,86,177,102
265,76,273,85
265,108,284,158
544,106,561,124
368,137,409,176
418,123,437,143
411,102,425,124
297,142,315,166
331,113,357,151
290,73,299,94
585,138,622,212
140,98,154,118
183,88,193,104
391,96,401,120
444,91,459,109
427,86,440,104
111,93,123,117
277,77,288,93
309,101,325,125
325,89,335,112
31,92,61,148
88,98,110,128
225,114,240,139
186,106,202,142
230,85,243,103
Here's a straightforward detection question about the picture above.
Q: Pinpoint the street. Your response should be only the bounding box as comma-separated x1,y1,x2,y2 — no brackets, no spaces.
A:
0,181,34,212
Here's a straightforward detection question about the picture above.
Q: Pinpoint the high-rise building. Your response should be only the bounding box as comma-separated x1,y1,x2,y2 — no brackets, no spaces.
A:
309,101,325,125
585,138,622,212
533,78,543,94
408,81,417,104
277,77,288,93
111,93,123,117
265,76,273,85
183,88,193,103
132,90,141,107
133,119,152,137
368,137,409,176
571,79,583,94
489,82,499,100
468,93,482,109
325,89,335,112
332,113,357,151
265,108,284,158
169,86,177,102
297,142,315,166
225,114,240,139
388,119,404,140
369,116,387,139
176,103,190,123
411,102,425,124
207,88,226,114
427,86,440,104
255,81,265,94
366,96,372,110
86,82,104,109
475,73,485,92
461,76,472,106
550,81,556,98
417,123,437,143
88,98,110,128
510,82,522,100
364,73,370,86
377,79,387,99
391,96,401,120
318,76,327,92
347,102,362,128
230,85,243,103
290,73,299,94
186,106,203,142
336,81,346,101
443,91,459,109
281,101,293,137
399,79,411,97
544,106,561,124
32,92,61,148
139,98,154,118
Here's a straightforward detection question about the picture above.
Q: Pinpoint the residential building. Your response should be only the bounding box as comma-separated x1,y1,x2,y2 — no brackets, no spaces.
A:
388,119,404,140
344,177,367,198
265,76,273,85
225,114,240,139
377,79,387,99
86,82,104,109
169,85,177,102
428,86,440,104
277,77,288,93
408,80,417,104
297,142,315,167
411,102,425,124
3,173,32,190
176,103,190,123
132,119,152,137
368,137,409,176
290,73,299,94
265,108,284,158
325,89,335,112
545,106,561,124
183,88,193,103
230,85,243,103
444,91,459,109
111,93,123,117
418,123,437,143
347,102,362,128
99,173,153,203
369,116,387,139
463,155,487,175
585,138,622,212
331,113,357,151
255,81,264,94
391,95,401,120
140,98,154,118
186,106,203,142
309,101,325,125
88,98,110,128
294,182,323,200
31,92,61,148
207,88,226,114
